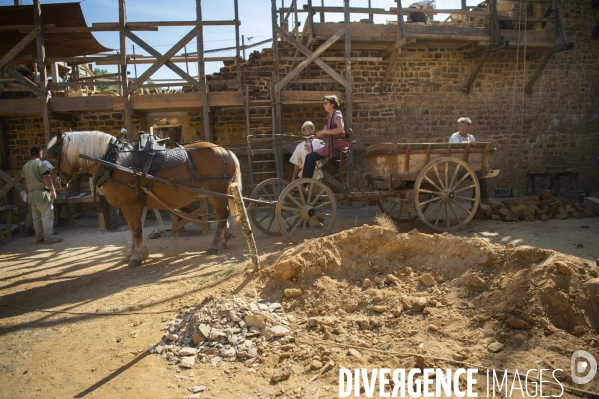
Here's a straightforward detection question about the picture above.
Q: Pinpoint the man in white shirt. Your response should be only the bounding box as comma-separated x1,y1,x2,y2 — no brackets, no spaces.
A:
449,116,477,143
409,0,436,24
448,117,500,207
290,121,325,180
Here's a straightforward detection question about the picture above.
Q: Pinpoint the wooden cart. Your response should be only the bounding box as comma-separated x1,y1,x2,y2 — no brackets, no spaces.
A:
248,142,498,243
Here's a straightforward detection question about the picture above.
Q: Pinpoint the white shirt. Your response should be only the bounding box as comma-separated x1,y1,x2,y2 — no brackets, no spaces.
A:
42,160,54,170
290,139,324,179
410,0,436,9
449,132,476,143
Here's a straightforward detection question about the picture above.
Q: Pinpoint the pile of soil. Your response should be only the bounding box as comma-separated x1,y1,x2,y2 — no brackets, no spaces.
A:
158,225,599,398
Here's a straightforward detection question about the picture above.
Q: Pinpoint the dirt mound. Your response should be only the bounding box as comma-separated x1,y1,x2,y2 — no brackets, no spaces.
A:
156,225,599,396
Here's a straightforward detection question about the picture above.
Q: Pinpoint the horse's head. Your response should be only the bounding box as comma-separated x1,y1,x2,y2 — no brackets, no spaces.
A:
46,129,92,189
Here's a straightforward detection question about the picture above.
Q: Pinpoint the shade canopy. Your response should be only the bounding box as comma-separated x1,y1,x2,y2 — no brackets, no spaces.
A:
0,2,112,60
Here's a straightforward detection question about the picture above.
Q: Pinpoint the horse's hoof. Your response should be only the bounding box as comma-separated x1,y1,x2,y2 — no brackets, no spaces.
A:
123,255,131,262
128,259,142,267
206,248,218,255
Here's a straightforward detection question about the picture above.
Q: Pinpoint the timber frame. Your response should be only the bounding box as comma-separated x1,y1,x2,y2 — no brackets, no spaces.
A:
0,0,243,143
1,0,573,172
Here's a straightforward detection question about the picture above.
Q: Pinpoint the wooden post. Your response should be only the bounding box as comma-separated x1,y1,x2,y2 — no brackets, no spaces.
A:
344,0,353,172
32,0,51,145
234,0,242,91
119,0,134,141
534,1,542,30
271,0,283,179
197,0,211,142
230,182,260,271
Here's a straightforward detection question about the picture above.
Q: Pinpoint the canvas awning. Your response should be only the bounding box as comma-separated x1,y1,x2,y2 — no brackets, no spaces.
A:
0,2,112,61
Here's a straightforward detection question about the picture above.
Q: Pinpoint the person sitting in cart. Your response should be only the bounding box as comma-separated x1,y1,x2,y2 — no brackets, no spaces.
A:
449,117,500,207
290,121,325,180
301,95,349,179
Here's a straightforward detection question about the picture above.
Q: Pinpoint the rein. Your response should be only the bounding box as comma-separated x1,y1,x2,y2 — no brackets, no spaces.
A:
53,146,94,190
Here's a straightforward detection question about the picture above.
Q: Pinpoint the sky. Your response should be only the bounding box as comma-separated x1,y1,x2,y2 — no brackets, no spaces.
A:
2,0,476,82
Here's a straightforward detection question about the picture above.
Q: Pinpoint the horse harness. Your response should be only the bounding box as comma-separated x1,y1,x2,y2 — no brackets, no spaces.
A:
90,131,234,209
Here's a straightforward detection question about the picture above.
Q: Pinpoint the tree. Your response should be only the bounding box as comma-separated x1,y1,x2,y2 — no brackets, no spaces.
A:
93,68,117,92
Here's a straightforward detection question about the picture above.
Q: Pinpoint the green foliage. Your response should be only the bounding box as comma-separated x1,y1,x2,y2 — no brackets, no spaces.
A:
93,68,117,92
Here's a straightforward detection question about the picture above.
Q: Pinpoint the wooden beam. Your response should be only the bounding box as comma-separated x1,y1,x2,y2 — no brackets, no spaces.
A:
380,49,398,93
463,52,488,94
122,27,206,94
49,96,114,113
45,26,158,33
0,25,41,70
92,20,238,28
3,65,44,97
274,25,349,91
0,98,43,116
112,92,243,111
280,56,382,61
33,0,51,144
119,0,133,140
0,170,24,199
280,90,343,103
344,0,354,172
382,37,413,59
525,42,573,94
46,55,126,65
197,0,211,142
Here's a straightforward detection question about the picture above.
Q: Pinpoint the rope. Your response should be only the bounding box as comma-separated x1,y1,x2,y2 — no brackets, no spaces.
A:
508,0,525,134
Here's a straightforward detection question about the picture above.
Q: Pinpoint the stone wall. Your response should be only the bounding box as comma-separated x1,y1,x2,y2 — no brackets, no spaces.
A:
2,0,598,196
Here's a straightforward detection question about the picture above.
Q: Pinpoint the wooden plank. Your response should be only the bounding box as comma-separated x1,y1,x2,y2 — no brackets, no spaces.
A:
50,96,113,113
280,90,343,103
0,98,43,116
112,91,243,111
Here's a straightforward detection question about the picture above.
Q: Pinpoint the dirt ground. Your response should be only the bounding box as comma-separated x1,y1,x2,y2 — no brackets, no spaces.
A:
1,201,598,399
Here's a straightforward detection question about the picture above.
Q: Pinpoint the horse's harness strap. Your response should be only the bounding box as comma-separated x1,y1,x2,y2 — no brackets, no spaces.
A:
92,136,125,188
180,144,197,184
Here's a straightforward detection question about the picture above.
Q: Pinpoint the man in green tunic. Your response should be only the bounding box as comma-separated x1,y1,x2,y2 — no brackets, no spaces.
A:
21,146,62,245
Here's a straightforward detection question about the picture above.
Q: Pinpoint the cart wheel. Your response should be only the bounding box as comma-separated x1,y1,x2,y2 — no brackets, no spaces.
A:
377,191,431,222
248,178,288,236
414,157,480,232
275,178,337,243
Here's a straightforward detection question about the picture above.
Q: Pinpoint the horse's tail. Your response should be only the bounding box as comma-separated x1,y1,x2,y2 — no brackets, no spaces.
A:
228,151,243,227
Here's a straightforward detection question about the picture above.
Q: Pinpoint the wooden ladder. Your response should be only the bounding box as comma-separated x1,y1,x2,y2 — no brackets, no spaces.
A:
245,85,278,191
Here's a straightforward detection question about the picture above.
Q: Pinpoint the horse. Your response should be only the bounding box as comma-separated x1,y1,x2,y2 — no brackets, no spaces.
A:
47,130,242,267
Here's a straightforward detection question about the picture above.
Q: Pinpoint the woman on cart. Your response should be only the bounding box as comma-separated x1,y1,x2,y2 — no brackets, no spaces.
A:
301,95,349,179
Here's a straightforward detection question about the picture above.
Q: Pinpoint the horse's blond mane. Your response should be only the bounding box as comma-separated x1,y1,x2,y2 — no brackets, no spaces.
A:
62,131,113,168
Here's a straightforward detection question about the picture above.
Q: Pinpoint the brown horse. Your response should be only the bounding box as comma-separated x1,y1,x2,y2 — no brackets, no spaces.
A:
47,130,242,266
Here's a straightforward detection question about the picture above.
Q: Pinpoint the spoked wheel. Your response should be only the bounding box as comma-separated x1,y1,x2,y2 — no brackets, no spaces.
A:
377,191,431,222
414,157,480,232
275,178,337,243
248,178,288,236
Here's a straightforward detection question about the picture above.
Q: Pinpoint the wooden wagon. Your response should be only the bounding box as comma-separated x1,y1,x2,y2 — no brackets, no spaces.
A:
247,142,498,243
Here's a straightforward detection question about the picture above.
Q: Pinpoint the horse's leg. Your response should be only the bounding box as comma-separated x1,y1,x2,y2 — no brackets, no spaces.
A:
206,194,230,254
120,203,148,266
